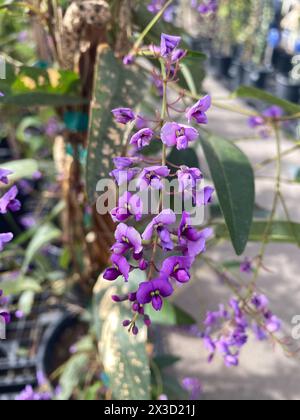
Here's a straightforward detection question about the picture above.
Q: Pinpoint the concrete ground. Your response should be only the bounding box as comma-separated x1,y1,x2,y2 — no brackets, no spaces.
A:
166,77,300,400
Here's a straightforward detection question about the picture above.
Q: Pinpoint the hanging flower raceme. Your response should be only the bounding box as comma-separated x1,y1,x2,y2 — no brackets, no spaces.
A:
0,167,21,326
103,33,214,335
248,106,284,138
202,293,281,367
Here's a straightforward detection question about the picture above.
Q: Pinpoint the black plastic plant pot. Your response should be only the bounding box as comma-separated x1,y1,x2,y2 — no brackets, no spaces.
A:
243,66,273,89
211,55,233,78
229,62,245,90
273,49,293,75
275,74,300,103
38,314,81,378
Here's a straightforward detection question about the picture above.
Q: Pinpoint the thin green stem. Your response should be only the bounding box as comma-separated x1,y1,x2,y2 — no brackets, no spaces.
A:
132,0,174,54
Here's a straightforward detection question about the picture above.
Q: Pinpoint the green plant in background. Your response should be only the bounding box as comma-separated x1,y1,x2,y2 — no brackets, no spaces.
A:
1,0,300,401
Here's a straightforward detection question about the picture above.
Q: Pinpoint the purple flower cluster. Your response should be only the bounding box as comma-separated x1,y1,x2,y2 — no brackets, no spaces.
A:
191,0,218,14
104,34,214,334
16,371,53,401
203,293,281,367
0,167,21,324
147,0,176,22
147,0,218,20
0,168,20,251
248,106,284,138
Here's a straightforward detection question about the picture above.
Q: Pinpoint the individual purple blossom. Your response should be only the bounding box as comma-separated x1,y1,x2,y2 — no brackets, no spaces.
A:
263,105,284,119
248,115,264,128
45,117,61,137
182,377,202,400
147,1,175,22
113,157,139,170
110,168,140,186
161,256,193,283
112,108,135,124
160,33,181,58
15,385,52,401
0,232,13,251
0,168,13,185
111,192,143,222
136,277,173,311
196,186,214,206
0,290,10,324
123,54,135,65
240,257,253,274
177,166,203,192
130,128,154,150
264,312,281,333
171,49,187,63
112,223,143,256
178,211,212,257
197,0,218,14
186,95,211,124
138,166,170,190
142,209,176,251
0,186,21,214
104,253,130,282
161,122,198,150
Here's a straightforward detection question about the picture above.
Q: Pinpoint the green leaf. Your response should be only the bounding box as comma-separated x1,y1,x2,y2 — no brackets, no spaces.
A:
153,355,181,369
167,147,200,169
0,159,39,182
0,93,86,107
0,277,41,296
22,223,61,273
57,353,89,400
93,270,151,400
147,300,196,326
86,46,146,203
234,86,300,115
216,220,300,244
18,290,35,315
202,135,255,255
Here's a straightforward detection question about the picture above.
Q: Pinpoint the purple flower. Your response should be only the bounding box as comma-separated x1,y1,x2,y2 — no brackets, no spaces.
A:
263,105,284,119
161,256,192,283
177,166,203,192
0,186,21,214
130,128,154,150
112,223,143,256
123,54,135,65
248,115,264,128
15,385,52,401
111,192,143,222
182,377,202,400
113,157,139,170
138,166,170,190
160,33,181,57
110,168,140,186
142,209,176,251
45,117,60,137
264,312,281,333
112,108,135,124
0,290,10,324
195,186,214,206
136,278,173,311
0,232,13,251
104,253,130,282
161,122,198,150
171,49,187,63
0,168,13,185
178,211,212,257
186,95,211,124
253,323,267,341
251,294,269,311
240,258,253,274
147,1,175,22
